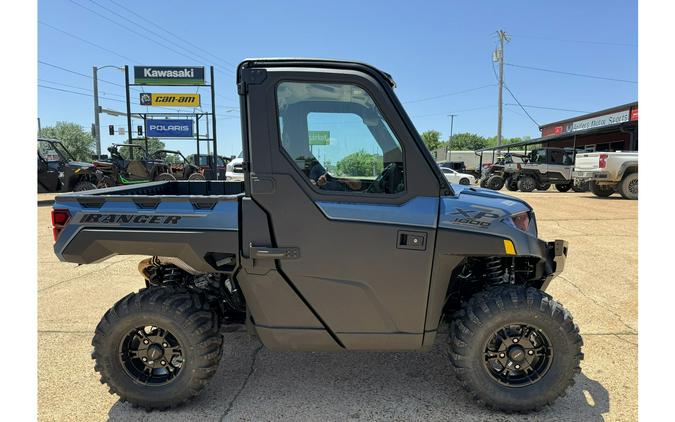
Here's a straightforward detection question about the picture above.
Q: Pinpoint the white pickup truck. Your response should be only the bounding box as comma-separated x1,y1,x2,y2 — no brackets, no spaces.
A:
572,151,638,199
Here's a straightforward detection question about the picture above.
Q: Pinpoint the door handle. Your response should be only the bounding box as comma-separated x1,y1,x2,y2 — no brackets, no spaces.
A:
250,245,300,259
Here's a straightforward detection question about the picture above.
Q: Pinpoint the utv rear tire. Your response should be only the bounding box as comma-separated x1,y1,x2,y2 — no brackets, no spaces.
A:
479,178,488,188
486,175,505,190
73,181,97,191
555,183,572,192
517,176,536,192
92,286,223,410
617,172,638,200
505,177,518,191
448,286,583,412
154,173,177,181
590,182,614,198
536,183,551,191
188,173,206,181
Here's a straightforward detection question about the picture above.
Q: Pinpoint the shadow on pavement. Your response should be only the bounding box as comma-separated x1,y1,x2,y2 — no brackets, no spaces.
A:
108,333,610,421
38,199,55,207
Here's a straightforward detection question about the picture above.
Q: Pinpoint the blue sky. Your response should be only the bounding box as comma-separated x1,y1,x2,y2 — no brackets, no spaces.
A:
38,0,637,157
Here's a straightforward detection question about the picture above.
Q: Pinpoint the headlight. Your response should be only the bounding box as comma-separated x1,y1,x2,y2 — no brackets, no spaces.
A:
512,212,530,232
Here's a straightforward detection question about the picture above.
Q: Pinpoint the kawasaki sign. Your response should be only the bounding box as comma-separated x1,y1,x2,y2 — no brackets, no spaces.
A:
134,66,205,85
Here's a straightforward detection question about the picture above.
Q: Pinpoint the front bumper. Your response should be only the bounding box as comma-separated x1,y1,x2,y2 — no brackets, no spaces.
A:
540,239,569,290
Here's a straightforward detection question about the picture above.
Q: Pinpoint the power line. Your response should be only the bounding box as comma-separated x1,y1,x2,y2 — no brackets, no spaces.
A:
39,84,125,103
511,34,637,47
402,84,496,104
106,0,238,70
38,78,127,98
504,103,590,114
505,63,637,84
491,61,539,128
38,20,138,62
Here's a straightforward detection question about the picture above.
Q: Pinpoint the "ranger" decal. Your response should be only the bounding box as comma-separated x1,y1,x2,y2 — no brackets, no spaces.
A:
79,214,182,224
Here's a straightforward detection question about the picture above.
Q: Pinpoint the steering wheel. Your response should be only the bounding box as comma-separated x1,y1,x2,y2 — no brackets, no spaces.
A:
367,162,399,194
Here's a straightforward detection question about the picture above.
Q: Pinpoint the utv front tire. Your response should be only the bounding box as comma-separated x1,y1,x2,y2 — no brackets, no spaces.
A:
448,286,583,412
486,175,505,190
155,172,177,181
92,286,223,410
188,173,206,181
505,177,518,191
555,183,572,192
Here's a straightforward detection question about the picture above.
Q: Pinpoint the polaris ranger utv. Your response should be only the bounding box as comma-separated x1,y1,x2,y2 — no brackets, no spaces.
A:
51,59,581,412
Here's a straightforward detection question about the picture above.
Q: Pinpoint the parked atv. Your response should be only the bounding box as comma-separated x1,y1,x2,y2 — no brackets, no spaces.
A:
37,138,100,192
503,148,588,193
481,153,527,191
95,144,174,188
151,150,205,181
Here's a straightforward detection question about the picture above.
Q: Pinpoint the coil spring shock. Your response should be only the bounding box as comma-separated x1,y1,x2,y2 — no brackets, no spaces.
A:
483,257,505,283
161,266,184,285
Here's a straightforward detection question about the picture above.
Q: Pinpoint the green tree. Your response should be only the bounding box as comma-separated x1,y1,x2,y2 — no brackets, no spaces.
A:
448,132,490,150
420,130,442,152
40,121,94,161
336,150,383,177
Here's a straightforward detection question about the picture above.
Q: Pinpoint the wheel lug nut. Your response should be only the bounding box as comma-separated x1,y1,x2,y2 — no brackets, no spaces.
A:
142,357,147,362
162,343,168,347
515,364,521,369
143,339,149,344
528,350,534,355
513,338,519,343
499,353,505,358
160,360,166,365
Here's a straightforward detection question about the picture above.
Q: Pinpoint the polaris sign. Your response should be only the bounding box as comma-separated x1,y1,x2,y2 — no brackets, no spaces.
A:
134,66,205,85
146,119,194,138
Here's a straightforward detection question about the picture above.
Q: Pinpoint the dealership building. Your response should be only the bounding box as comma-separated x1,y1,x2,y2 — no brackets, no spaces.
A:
475,101,638,166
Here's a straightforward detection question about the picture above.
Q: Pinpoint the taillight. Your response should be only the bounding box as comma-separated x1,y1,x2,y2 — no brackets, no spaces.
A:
51,209,70,241
512,212,530,232
599,154,608,169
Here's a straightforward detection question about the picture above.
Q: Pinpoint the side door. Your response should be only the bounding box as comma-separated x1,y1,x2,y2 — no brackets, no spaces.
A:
547,149,572,182
240,62,444,350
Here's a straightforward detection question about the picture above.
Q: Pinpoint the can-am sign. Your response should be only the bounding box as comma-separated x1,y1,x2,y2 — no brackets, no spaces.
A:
134,66,205,85
146,119,194,138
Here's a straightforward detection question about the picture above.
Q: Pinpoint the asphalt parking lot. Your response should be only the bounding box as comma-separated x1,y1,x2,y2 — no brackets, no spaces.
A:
37,190,637,421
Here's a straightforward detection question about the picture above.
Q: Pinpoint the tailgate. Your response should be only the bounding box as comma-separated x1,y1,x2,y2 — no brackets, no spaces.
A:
573,153,601,172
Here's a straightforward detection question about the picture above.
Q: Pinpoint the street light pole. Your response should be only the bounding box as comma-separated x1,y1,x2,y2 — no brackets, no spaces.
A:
93,65,123,159
93,66,101,158
448,114,457,161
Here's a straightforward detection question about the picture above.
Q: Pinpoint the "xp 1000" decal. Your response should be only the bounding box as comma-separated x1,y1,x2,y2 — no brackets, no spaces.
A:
449,208,500,228
79,213,183,224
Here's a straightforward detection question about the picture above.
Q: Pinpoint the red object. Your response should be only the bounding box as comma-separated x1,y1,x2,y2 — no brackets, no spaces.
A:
554,126,563,135
51,209,70,241
516,163,522,170
630,108,638,121
512,212,530,232
599,154,608,169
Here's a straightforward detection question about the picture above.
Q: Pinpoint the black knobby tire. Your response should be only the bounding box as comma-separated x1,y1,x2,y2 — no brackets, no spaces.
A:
617,172,638,200
459,178,470,186
188,173,206,181
536,183,551,191
517,176,536,192
92,286,223,410
96,176,115,189
590,181,614,198
505,177,518,191
154,172,177,181
73,181,97,191
555,183,572,192
572,181,589,193
448,286,583,412
486,175,505,191
479,178,488,188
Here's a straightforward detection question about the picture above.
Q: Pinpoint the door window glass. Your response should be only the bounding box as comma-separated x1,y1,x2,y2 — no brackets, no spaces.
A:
276,82,405,194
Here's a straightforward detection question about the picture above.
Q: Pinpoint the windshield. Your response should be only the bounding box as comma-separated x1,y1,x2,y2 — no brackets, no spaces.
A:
38,141,74,162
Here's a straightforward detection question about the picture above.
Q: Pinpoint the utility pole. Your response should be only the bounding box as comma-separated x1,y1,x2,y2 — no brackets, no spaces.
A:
37,117,42,137
447,114,457,161
494,30,510,148
93,66,101,158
